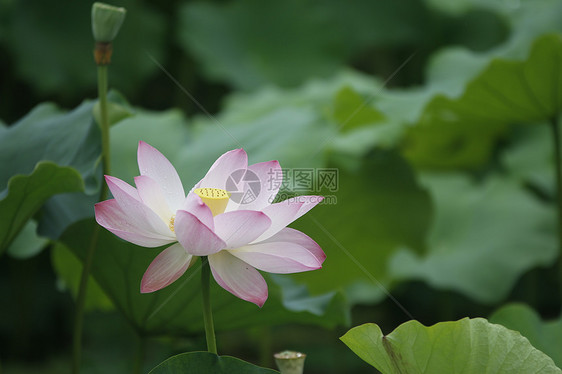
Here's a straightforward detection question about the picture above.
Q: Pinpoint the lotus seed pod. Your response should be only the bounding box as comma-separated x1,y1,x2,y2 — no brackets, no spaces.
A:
91,2,126,43
274,351,306,374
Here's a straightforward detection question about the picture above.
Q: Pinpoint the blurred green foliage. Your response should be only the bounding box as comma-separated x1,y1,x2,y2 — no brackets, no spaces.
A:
2,0,562,373
0,162,83,254
177,0,431,90
390,173,557,303
51,243,114,312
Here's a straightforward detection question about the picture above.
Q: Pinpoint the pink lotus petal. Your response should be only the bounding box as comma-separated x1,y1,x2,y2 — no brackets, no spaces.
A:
238,160,281,211
257,227,326,263
141,243,193,293
214,210,271,248
208,251,268,307
135,175,173,224
229,241,321,274
175,210,226,256
105,175,140,201
253,195,325,242
137,141,185,211
95,200,175,247
198,149,248,189
182,192,214,230
294,195,324,219
252,199,303,242
105,176,174,239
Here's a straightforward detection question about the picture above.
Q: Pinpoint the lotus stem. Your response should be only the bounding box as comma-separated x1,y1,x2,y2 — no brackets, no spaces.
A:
72,18,114,373
201,257,217,354
551,115,562,309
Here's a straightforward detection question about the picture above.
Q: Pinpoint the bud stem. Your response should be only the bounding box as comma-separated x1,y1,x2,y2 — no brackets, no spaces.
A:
71,28,113,374
97,64,110,200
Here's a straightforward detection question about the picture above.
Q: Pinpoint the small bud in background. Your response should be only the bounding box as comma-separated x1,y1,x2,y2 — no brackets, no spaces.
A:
91,2,126,43
91,2,126,65
274,351,306,374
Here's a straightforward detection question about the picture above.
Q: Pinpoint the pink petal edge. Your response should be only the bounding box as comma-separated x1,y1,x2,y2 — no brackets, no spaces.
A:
174,210,226,256
105,175,173,239
134,175,173,224
252,199,304,242
213,210,271,248
95,200,175,248
209,251,268,307
182,192,215,230
105,175,140,201
199,148,248,189
238,160,282,211
137,141,186,211
295,195,325,219
229,241,322,274
257,227,326,264
141,243,193,293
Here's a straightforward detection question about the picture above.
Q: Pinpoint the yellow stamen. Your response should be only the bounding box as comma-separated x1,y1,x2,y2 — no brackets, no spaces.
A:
169,215,175,232
194,187,230,216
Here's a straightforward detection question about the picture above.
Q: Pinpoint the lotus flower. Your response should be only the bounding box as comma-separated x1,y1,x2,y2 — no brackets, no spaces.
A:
95,141,325,307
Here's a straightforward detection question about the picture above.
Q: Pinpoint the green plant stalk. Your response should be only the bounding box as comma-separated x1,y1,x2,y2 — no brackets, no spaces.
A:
132,335,146,374
257,326,272,368
551,115,562,308
71,64,111,374
201,257,217,354
71,225,101,374
98,65,110,201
